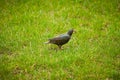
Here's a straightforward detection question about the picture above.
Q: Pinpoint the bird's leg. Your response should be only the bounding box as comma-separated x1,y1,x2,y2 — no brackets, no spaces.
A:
58,45,62,49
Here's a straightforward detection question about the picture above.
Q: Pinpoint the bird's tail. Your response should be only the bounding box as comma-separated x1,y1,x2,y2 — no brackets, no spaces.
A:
45,39,51,44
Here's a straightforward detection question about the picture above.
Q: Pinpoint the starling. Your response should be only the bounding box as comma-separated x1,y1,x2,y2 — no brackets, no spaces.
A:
45,29,74,49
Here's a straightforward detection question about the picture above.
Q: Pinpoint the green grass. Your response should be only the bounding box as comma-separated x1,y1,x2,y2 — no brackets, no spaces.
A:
0,0,120,80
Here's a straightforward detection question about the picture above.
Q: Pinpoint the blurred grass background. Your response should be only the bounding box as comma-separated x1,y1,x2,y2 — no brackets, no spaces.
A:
0,0,120,80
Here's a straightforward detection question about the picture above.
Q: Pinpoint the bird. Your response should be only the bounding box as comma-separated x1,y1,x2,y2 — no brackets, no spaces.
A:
45,29,74,49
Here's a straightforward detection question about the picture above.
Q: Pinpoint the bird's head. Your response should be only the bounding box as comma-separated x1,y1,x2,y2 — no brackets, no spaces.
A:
67,29,74,36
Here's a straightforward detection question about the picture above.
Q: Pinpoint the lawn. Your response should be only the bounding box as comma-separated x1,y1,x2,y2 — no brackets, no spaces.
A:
0,0,120,80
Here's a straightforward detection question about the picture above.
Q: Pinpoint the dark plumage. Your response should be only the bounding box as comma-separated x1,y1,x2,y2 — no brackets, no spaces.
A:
45,29,74,49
